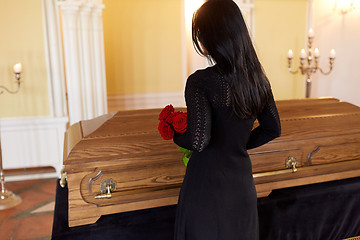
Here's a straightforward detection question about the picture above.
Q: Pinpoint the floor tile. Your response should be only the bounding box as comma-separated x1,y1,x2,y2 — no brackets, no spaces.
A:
14,189,54,213
0,218,18,239
12,214,53,239
31,201,55,214
6,179,44,193
36,179,57,196
0,178,55,240
0,207,21,221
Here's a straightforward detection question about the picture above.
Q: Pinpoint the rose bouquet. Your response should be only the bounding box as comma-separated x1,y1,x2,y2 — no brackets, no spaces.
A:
158,105,193,166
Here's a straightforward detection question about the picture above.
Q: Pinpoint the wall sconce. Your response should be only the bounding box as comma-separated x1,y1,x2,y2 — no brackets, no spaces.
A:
0,63,22,95
287,29,336,98
0,62,23,209
334,0,356,14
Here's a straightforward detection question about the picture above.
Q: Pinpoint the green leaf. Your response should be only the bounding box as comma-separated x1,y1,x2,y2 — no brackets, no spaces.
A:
179,148,193,167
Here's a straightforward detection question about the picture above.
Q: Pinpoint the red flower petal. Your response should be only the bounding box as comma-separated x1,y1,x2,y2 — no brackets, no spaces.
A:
158,120,174,140
173,112,187,134
158,105,174,121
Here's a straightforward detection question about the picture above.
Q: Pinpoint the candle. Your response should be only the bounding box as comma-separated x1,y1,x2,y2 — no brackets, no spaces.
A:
13,63,22,74
330,49,336,58
314,48,320,57
300,49,307,59
288,49,293,58
308,28,314,38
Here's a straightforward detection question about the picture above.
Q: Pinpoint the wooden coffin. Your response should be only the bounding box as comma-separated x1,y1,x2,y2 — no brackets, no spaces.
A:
62,98,360,227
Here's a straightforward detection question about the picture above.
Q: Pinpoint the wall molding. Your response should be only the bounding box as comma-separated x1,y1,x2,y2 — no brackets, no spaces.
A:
0,116,68,181
107,92,185,112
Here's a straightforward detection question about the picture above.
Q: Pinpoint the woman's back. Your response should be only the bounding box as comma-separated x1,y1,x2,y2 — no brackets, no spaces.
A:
173,1,281,239
191,66,256,155
173,66,280,240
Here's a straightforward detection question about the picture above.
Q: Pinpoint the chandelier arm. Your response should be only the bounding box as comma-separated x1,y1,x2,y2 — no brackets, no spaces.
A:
288,69,299,74
0,84,20,94
318,67,333,75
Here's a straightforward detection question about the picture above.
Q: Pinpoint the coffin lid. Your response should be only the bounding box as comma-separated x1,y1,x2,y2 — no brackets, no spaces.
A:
63,98,360,165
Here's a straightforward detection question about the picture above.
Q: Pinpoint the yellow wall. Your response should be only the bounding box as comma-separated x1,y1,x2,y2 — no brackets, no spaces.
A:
0,0,308,115
103,0,183,95
104,0,307,99
254,0,307,100
0,0,50,117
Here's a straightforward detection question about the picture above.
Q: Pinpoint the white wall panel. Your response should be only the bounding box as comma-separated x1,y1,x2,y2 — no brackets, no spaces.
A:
0,117,68,181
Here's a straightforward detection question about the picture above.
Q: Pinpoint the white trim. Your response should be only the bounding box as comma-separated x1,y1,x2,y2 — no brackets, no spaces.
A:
0,117,68,181
5,173,60,182
0,116,68,129
107,92,185,111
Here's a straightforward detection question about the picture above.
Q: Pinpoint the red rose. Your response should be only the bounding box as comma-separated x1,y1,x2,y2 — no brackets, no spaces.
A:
172,112,187,134
158,120,174,140
165,113,174,124
165,111,180,124
159,105,174,121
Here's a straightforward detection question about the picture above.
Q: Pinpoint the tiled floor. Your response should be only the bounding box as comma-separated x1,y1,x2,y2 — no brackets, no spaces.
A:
0,178,57,240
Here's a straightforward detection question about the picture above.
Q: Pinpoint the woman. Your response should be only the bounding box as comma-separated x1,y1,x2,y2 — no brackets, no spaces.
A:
173,0,281,239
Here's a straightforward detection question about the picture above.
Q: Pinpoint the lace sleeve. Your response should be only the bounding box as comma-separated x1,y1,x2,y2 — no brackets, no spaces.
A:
246,92,281,150
173,74,212,152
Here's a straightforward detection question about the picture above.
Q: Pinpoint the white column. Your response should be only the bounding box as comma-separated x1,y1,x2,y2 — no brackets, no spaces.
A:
42,0,67,118
91,3,108,116
58,1,84,124
79,3,95,119
57,0,108,124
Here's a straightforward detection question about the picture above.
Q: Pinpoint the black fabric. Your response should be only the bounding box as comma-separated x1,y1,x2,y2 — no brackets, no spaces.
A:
51,180,176,240
173,66,281,239
258,177,360,240
52,177,360,240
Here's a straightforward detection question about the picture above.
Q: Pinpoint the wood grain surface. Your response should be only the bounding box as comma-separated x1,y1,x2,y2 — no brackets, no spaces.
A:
63,98,360,227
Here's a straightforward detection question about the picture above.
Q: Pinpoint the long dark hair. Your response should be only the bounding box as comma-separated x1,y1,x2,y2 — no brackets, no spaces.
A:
192,0,271,119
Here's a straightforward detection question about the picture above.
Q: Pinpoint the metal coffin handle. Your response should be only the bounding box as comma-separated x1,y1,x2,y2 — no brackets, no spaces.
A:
307,146,320,165
94,179,117,199
87,170,103,195
286,156,298,173
87,171,117,199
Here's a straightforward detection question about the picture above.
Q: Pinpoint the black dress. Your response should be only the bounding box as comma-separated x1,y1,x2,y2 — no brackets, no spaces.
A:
173,66,281,240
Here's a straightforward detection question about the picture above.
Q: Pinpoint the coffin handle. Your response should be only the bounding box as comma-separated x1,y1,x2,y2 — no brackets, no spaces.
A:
88,170,103,195
94,179,116,199
307,146,320,165
286,156,298,173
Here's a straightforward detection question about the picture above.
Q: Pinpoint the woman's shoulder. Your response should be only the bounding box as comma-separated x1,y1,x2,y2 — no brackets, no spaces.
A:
192,65,219,77
187,65,220,85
